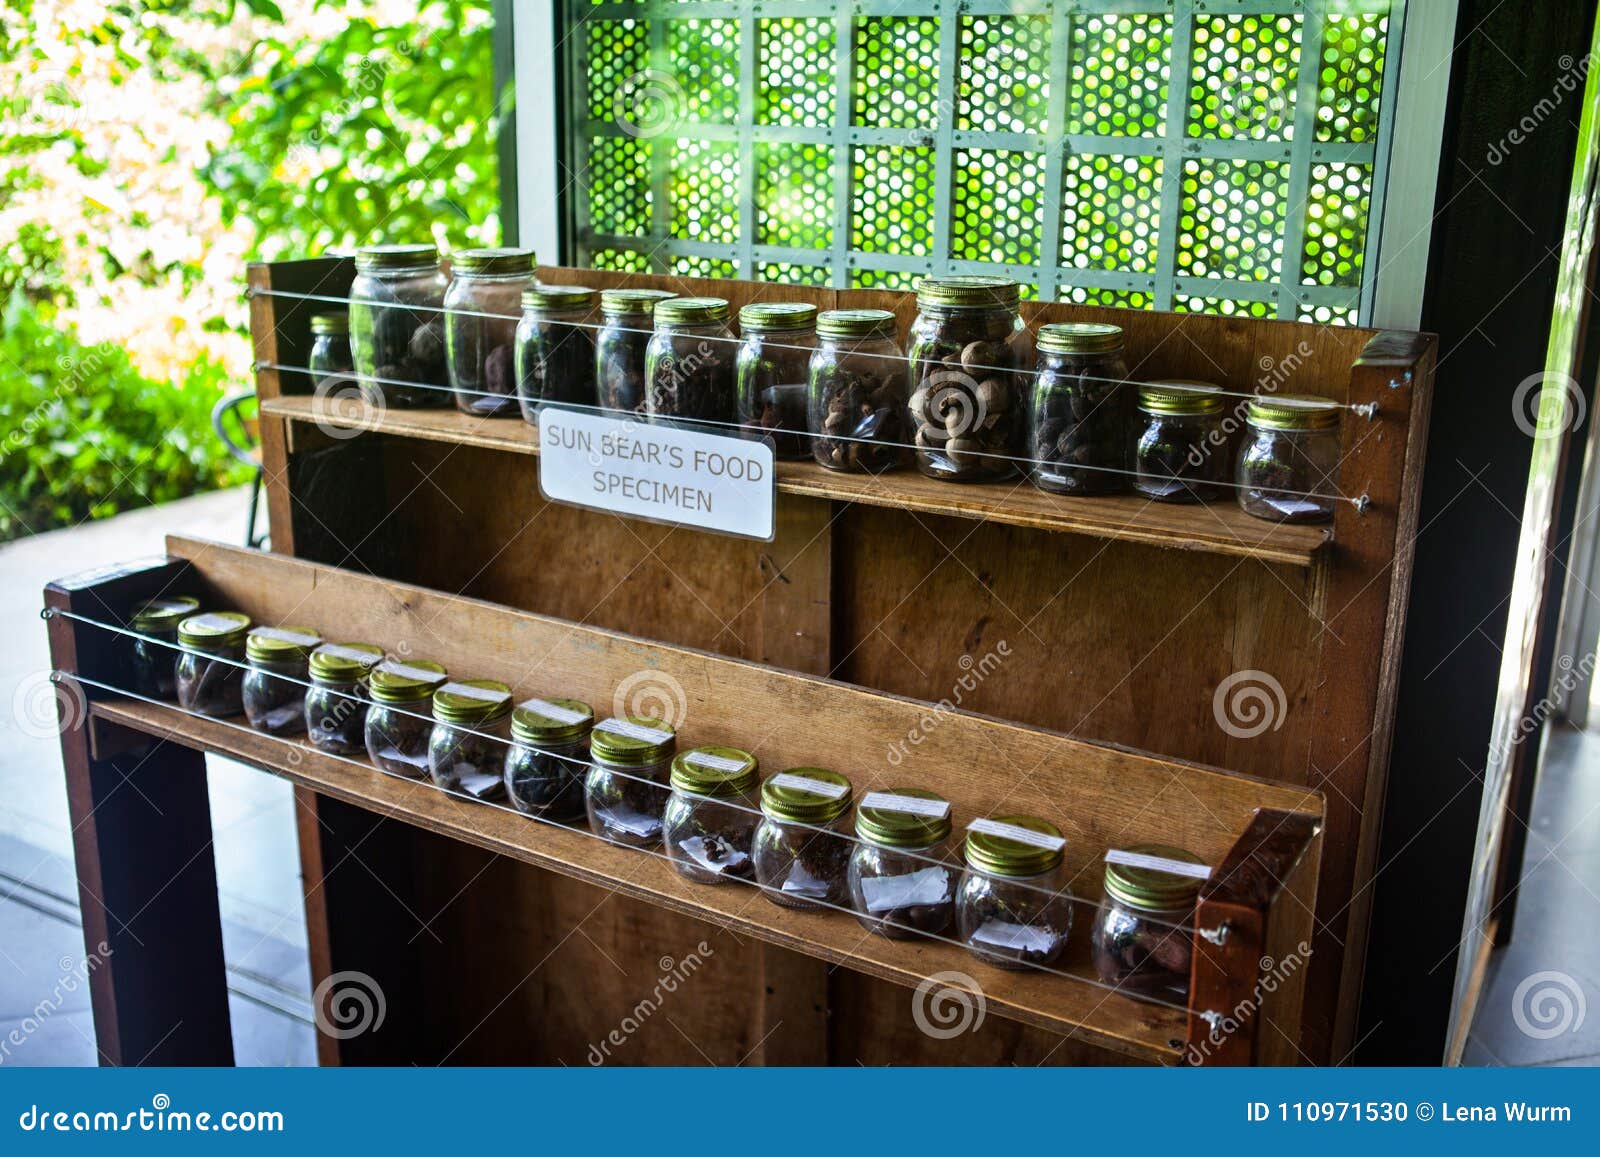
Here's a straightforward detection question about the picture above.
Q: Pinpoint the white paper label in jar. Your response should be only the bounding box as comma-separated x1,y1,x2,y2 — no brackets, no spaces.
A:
860,791,951,819
971,919,1058,954
769,772,849,799
859,867,951,913
594,718,673,745
437,681,511,704
251,626,323,648
456,771,504,799
536,404,776,541
686,750,747,773
1104,848,1213,880
520,698,588,726
968,817,1066,851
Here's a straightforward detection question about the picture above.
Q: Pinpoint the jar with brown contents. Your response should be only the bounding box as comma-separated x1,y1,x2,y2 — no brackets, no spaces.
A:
444,247,537,417
807,310,909,473
956,816,1075,970
584,717,678,849
645,297,737,430
349,243,448,408
127,595,199,701
364,659,449,779
662,746,760,885
847,788,957,939
596,290,676,416
752,768,855,910
515,285,598,434
427,679,514,800
504,697,594,822
1089,845,1205,994
907,276,1029,481
1133,381,1229,502
1235,394,1341,523
304,643,384,755
175,612,251,718
736,302,817,459
1028,323,1133,496
242,626,322,737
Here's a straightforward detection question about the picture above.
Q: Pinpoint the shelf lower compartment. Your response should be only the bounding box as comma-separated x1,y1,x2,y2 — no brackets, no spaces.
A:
90,696,1189,1063
260,395,1331,567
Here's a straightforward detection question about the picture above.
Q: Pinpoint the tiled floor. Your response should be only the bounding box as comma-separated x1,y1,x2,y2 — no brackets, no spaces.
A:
0,489,316,1067
1463,724,1600,1067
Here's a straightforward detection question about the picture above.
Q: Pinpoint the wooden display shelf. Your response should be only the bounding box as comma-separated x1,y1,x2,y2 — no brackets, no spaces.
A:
49,537,1324,1065
260,394,1332,568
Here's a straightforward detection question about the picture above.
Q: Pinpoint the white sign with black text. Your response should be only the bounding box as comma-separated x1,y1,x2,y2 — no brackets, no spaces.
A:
536,405,776,541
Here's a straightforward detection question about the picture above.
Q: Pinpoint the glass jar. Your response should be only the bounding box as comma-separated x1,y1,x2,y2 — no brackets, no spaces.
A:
585,717,677,848
1029,323,1133,496
349,243,449,408
847,788,957,940
241,625,322,737
1090,844,1205,995
808,309,910,474
427,679,515,799
1133,381,1230,503
907,276,1029,482
663,746,760,885
736,302,817,459
504,696,594,821
596,289,676,416
444,247,537,417
309,312,353,388
956,816,1075,970
515,285,598,432
752,768,854,910
126,595,199,701
363,659,449,779
304,642,384,755
645,297,737,430
1235,394,1341,523
175,611,251,718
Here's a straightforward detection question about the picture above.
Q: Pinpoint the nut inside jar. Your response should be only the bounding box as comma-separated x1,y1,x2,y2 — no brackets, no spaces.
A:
444,247,537,417
1029,322,1133,496
645,297,737,430
597,290,677,416
349,243,448,408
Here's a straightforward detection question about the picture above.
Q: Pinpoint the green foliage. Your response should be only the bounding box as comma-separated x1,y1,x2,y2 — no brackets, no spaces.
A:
0,292,250,544
202,0,504,260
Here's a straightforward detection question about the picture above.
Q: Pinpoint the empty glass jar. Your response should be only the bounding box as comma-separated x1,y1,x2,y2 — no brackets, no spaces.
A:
1236,394,1341,523
175,611,251,718
1090,844,1205,995
1029,323,1133,496
1133,381,1229,503
956,816,1075,970
304,642,384,755
808,309,909,474
427,679,514,799
585,717,677,849
597,289,676,416
504,696,595,821
907,276,1028,482
663,746,760,885
242,625,322,737
127,595,198,701
645,297,737,430
364,659,449,778
515,285,598,431
444,247,536,417
752,768,854,910
309,312,353,389
847,788,957,940
736,302,817,459
349,243,448,408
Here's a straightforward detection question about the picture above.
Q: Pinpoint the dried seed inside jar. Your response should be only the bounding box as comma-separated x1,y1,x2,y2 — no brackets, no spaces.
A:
127,595,200,701
645,297,737,430
736,302,818,459
596,290,677,416
1133,381,1230,503
349,244,449,408
305,642,384,755
444,248,537,417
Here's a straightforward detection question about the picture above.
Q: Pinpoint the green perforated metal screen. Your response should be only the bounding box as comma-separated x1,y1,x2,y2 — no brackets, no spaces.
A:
565,0,1399,324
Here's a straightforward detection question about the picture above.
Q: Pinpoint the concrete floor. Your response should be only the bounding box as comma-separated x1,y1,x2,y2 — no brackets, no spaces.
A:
0,488,314,1066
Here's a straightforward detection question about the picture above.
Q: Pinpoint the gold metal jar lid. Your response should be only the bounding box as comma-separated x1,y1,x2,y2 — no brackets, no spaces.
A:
760,768,854,824
310,312,349,336
739,302,818,331
1246,393,1340,431
916,275,1021,311
245,625,323,664
1037,322,1124,356
816,308,896,341
590,716,677,765
511,696,595,743
177,611,252,648
599,289,677,317
670,745,760,798
431,678,514,725
308,642,385,684
963,815,1066,876
451,247,536,277
654,296,730,326
367,659,449,704
354,243,438,272
855,787,952,848
1103,844,1207,911
523,285,597,313
1138,380,1225,416
130,595,199,632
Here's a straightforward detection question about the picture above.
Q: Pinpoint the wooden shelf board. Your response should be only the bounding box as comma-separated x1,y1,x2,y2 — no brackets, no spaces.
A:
90,697,1191,1063
260,395,1330,567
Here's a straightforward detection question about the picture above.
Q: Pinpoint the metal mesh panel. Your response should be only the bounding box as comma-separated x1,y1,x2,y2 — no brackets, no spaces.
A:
566,0,1399,324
